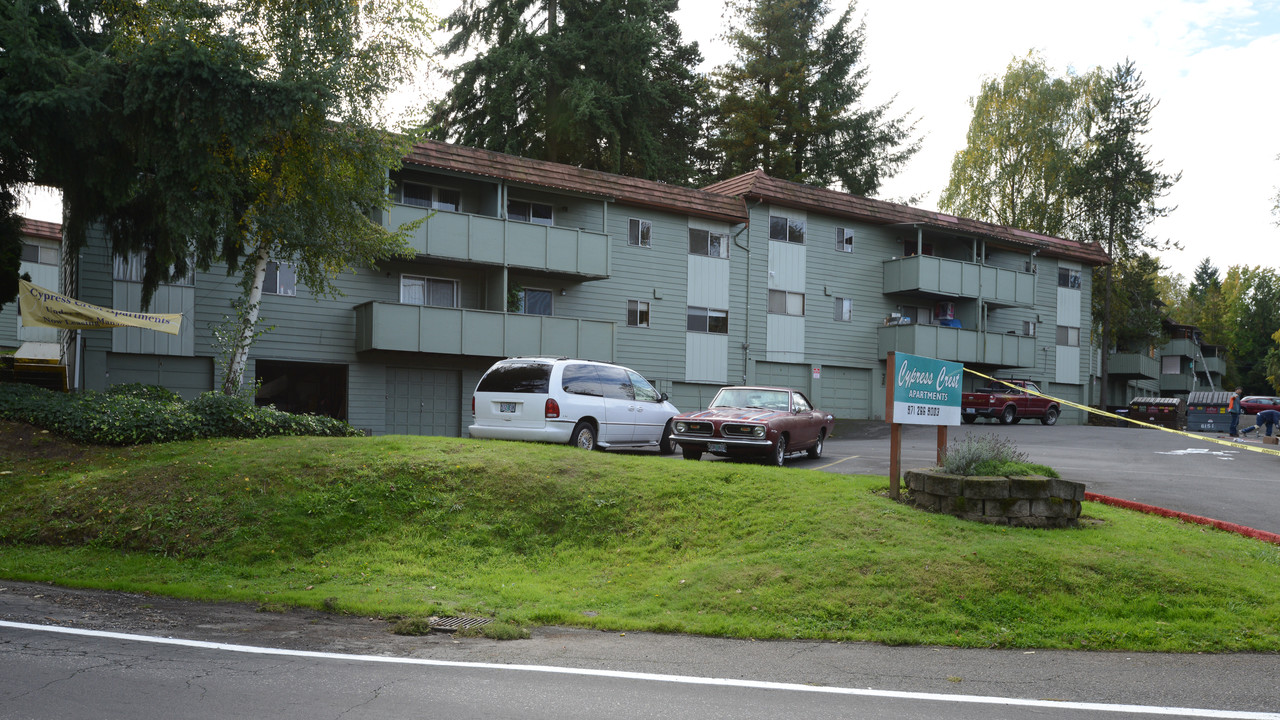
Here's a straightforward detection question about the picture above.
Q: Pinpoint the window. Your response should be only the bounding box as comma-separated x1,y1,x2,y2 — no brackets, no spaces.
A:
112,252,194,286
400,275,458,307
768,290,805,316
263,261,297,296
399,181,431,208
21,243,58,265
629,218,652,247
834,297,853,322
1058,267,1081,289
397,182,461,211
508,199,553,225
1023,320,1037,337
687,306,728,334
901,305,933,325
561,364,603,397
688,228,728,258
1161,356,1181,375
769,215,805,244
1056,325,1080,347
836,228,854,253
628,370,660,403
519,288,553,316
627,300,650,328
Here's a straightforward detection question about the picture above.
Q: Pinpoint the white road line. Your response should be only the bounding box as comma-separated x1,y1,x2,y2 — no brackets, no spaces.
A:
2,620,1275,719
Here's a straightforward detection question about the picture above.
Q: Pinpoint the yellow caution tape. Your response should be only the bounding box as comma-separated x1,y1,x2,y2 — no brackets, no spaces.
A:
964,368,1280,458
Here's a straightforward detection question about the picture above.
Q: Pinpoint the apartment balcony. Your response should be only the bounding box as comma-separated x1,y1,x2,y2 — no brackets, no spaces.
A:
1161,338,1198,359
1199,355,1226,376
882,255,1035,307
386,206,610,278
878,323,1035,368
1159,373,1196,394
1107,352,1159,380
354,302,616,361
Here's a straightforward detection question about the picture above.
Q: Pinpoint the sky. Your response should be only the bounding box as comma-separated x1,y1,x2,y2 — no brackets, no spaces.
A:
17,0,1280,281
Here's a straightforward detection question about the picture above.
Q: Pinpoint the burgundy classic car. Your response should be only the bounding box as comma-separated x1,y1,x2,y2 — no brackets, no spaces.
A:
670,386,835,466
1241,396,1280,414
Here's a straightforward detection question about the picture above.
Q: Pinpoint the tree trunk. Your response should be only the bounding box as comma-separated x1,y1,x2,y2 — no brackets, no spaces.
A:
221,245,270,395
1099,218,1115,412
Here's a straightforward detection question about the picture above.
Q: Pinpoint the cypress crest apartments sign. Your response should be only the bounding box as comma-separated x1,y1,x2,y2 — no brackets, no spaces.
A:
892,352,962,426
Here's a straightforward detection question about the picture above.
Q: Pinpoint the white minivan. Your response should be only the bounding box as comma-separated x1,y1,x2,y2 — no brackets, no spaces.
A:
469,357,680,453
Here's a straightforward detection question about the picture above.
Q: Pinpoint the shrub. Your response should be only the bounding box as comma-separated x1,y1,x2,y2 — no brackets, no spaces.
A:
0,382,360,445
940,433,1058,478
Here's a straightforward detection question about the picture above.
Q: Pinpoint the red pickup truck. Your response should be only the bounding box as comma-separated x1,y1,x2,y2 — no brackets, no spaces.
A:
961,379,1060,426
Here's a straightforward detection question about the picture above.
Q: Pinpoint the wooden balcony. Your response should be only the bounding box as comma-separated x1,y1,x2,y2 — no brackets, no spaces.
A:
877,323,1035,368
354,302,616,361
882,255,1035,307
386,206,609,278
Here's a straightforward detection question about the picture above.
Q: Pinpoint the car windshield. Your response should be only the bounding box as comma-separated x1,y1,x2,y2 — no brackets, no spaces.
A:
711,389,789,412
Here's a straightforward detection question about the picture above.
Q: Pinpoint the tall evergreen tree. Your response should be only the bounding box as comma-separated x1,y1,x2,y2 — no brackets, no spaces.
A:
1188,258,1221,302
1072,60,1179,399
939,53,1087,237
709,0,917,195
429,0,710,185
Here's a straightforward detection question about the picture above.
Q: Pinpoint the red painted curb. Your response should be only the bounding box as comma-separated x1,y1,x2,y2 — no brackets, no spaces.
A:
1084,492,1280,545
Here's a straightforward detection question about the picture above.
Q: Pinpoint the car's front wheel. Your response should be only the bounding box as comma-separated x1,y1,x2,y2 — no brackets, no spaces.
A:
570,421,597,450
807,430,824,459
658,421,676,455
681,446,702,461
772,435,788,466
1041,407,1059,426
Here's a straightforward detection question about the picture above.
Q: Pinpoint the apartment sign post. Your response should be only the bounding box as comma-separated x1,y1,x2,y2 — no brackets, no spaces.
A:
885,351,963,499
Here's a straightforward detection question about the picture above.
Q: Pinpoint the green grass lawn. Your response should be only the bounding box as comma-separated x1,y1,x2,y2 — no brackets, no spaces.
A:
2,431,1278,652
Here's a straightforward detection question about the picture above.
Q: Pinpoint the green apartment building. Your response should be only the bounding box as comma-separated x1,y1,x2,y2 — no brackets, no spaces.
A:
51,140,1109,434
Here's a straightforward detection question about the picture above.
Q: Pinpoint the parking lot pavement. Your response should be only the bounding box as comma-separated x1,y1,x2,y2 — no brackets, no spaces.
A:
673,421,1280,537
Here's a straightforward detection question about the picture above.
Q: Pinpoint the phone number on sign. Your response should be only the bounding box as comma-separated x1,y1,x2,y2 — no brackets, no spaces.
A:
904,404,942,417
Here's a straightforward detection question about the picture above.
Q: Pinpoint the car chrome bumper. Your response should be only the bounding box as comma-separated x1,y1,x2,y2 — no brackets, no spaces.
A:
670,435,772,448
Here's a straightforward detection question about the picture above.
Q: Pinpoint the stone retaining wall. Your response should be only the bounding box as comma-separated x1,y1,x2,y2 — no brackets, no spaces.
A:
904,469,1085,528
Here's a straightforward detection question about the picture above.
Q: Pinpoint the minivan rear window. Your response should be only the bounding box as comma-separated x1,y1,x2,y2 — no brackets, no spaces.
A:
476,362,551,393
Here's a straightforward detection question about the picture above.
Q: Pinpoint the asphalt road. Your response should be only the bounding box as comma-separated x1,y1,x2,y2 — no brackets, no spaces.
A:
693,420,1280,537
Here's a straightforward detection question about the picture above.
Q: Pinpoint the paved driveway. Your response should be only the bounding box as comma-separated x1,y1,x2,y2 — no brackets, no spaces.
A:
689,421,1280,536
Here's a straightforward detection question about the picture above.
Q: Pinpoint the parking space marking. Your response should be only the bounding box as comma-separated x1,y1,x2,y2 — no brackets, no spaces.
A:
809,455,859,471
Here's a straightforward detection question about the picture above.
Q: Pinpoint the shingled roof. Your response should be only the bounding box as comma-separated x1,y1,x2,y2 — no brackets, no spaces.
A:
704,170,1110,266
20,218,61,242
404,141,747,225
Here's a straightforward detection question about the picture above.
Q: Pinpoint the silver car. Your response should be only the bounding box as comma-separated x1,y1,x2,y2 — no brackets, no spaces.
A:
469,357,679,453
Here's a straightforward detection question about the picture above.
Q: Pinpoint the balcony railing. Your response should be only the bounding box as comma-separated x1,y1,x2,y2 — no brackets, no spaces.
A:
1159,373,1196,393
882,255,1035,307
1161,338,1199,359
354,302,615,361
386,206,610,278
877,323,1035,368
1107,352,1159,380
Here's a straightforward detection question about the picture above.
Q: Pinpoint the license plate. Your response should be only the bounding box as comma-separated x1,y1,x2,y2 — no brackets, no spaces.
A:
964,408,975,414
499,402,517,413
708,443,726,453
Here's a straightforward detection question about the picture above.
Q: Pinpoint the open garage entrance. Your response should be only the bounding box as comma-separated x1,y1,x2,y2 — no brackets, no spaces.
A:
255,360,348,420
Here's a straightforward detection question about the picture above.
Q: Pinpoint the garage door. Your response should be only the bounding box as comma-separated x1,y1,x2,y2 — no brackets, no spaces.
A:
819,366,871,420
754,361,809,390
385,367,462,436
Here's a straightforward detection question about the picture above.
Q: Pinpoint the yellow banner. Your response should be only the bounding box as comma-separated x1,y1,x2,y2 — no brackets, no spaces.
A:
17,280,183,336
965,368,1280,459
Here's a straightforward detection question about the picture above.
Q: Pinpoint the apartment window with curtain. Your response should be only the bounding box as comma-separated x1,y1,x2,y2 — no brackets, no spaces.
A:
627,300,650,327
400,275,458,307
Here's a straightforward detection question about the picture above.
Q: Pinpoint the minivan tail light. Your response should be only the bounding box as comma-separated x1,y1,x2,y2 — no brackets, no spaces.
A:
545,398,560,418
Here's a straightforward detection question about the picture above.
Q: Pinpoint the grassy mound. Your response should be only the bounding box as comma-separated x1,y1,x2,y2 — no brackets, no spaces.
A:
1,425,1278,651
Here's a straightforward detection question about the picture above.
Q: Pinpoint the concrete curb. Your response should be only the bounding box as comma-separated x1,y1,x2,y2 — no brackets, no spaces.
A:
1084,492,1280,545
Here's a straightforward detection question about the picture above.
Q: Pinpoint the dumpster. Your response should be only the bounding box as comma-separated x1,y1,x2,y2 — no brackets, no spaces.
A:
1127,397,1185,430
1186,391,1234,432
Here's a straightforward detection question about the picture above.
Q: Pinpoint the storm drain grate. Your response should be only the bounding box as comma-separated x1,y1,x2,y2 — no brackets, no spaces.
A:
428,616,492,632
